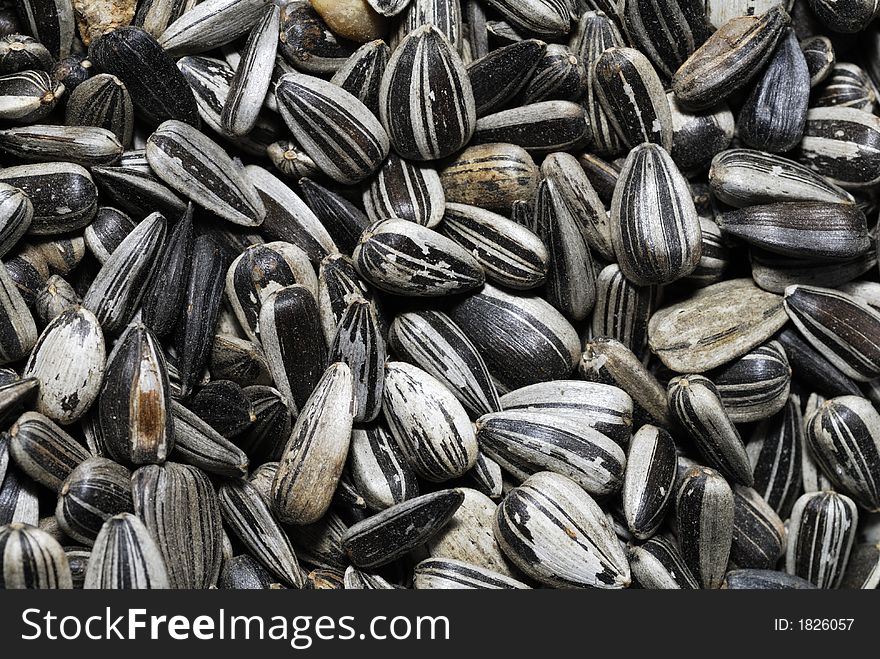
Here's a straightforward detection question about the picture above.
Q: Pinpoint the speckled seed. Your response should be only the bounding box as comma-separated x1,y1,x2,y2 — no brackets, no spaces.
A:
667,94,734,173
473,101,589,153
439,142,539,213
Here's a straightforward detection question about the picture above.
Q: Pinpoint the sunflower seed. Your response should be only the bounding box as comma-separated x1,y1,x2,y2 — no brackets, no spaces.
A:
786,491,857,588
146,120,265,226
672,6,790,110
805,0,879,33
840,542,880,589
0,442,36,524
139,209,193,338
0,125,121,169
676,465,734,589
392,0,462,53
173,235,227,398
0,259,36,364
157,0,271,57
0,373,37,427
801,35,834,87
711,341,791,423
383,361,478,482
218,478,305,588
611,143,701,286
627,535,699,589
439,143,539,214
0,523,72,588
623,425,677,540
188,380,254,439
592,263,658,359
90,162,187,220
783,284,880,382
708,148,854,207
0,70,63,123
8,411,90,492
722,568,817,589
495,471,630,588
83,207,136,265
797,107,880,189
367,0,410,17
451,284,580,392
56,457,134,546
484,0,570,37
580,337,671,428
133,0,198,37
291,509,349,570
64,546,89,589
0,34,53,74
414,557,528,589
576,151,620,204
330,39,389,117
88,27,200,128
266,140,321,182
804,395,880,511
271,362,354,525
349,423,419,512
667,94,734,173
341,565,392,589
747,394,803,518
473,100,589,153
668,375,753,486
467,39,546,117
478,408,626,496
648,278,788,373
235,386,290,463
5,251,48,308
329,297,385,423
83,513,169,589
813,63,875,111
523,44,587,104
277,72,389,184
730,484,785,570
364,153,445,228
278,1,355,74
341,489,464,569
318,253,374,345
0,183,32,259
0,162,97,235
131,461,224,589
23,307,105,425
218,554,279,589
170,401,248,477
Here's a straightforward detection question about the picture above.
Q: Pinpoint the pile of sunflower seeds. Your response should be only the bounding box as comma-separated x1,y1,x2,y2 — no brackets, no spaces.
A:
0,0,879,591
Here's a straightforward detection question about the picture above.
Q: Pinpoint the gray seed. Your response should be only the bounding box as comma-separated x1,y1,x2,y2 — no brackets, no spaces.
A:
667,93,734,173
0,125,122,168
786,491,857,588
592,263,658,360
839,542,880,589
83,513,169,589
218,554,279,589
0,522,72,588
0,34,53,74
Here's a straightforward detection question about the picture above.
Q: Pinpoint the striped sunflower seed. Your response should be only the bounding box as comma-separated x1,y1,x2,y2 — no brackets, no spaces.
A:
157,0,271,57
0,183,32,259
473,100,589,153
730,484,785,570
711,341,791,423
392,0,462,52
648,278,788,373
380,25,474,161
271,362,354,525
804,395,880,511
330,39,389,117
595,47,672,151
623,424,677,540
627,535,699,589
133,0,198,37
523,44,587,105
291,510,348,570
340,489,464,569
363,153,445,228
786,491,857,588
0,259,36,365
495,471,630,588
467,451,504,499
90,162,187,220
88,26,200,128
259,284,327,412
146,120,266,226
317,253,374,346
83,513,169,589
484,0,570,37
0,124,122,168
805,0,879,32
722,568,816,589
676,465,735,589
170,401,248,478
237,386,291,463
672,6,790,110
349,423,419,512
96,323,173,466
56,457,134,545
592,263,658,359
64,546,90,589
576,151,620,204
0,523,72,588
210,336,272,389
226,241,318,344
383,361,478,482
299,178,372,256
751,248,876,295
132,461,224,589
449,283,581,392
139,207,193,337
667,94,734,173
83,207,136,265
467,39,546,117
389,309,501,417
813,63,876,111
796,107,880,189
478,408,626,496
266,140,321,182
218,478,305,588
0,34,53,74
220,5,280,137
8,411,90,492
218,554,280,589
23,306,105,425
279,1,355,74
353,219,485,296
329,297,385,423
0,162,97,235
801,35,835,87
611,143,701,286
668,375,754,486
783,284,880,382
580,337,671,428
0,444,39,525
367,0,410,17
414,558,529,589
0,375,38,428
439,142,539,214
442,202,548,290
801,393,835,495
342,566,394,590
737,28,808,152
83,212,166,334
0,70,63,123
747,394,803,518
276,72,389,184
709,148,854,207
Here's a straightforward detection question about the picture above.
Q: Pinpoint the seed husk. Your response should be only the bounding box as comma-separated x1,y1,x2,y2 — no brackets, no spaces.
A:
523,43,587,105
495,471,630,588
473,100,589,153
747,394,803,519
627,535,699,589
84,513,170,589
364,153,445,228
349,423,419,512
668,375,754,486
0,124,123,168
0,522,72,588
839,542,880,589
786,491,858,588
341,489,464,569
56,456,134,546
0,162,97,235
796,107,880,189
805,0,879,33
266,140,321,182
710,341,791,423
383,361,478,482
467,39,546,117
330,39,389,117
90,162,187,220
329,297,385,423
676,465,735,589
238,385,292,464
83,207,136,265
317,253,375,345
8,411,91,492
623,425,677,540
170,401,248,478
592,264,657,360
722,568,817,589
